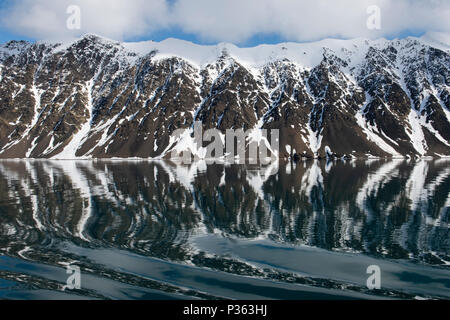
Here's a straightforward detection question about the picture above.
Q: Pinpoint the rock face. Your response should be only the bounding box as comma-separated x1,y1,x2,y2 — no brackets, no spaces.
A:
0,34,449,159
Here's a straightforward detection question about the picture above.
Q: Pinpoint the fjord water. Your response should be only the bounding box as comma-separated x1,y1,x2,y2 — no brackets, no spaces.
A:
0,159,448,300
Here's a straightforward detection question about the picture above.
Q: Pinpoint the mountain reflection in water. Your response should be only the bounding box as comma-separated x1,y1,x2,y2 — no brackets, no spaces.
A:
0,159,448,300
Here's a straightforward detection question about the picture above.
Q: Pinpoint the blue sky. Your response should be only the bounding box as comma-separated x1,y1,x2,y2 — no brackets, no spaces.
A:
0,23,296,47
0,0,447,46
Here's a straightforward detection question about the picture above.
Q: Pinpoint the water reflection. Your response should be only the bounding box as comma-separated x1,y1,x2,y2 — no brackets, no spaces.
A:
0,159,448,299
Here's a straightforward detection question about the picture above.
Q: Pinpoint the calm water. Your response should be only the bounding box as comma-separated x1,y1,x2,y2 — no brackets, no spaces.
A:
0,159,448,300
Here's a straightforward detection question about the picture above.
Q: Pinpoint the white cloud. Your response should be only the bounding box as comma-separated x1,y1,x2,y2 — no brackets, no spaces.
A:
0,0,169,41
0,0,449,43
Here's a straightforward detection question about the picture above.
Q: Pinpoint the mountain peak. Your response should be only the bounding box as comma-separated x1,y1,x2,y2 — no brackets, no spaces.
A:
75,33,121,46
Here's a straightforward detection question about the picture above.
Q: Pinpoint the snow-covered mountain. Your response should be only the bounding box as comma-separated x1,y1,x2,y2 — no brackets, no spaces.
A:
0,33,449,159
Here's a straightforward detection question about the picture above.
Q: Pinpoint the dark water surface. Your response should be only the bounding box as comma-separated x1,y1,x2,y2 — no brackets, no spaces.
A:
0,159,448,300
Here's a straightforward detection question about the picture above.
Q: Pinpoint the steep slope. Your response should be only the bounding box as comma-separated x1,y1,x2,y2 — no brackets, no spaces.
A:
0,34,449,159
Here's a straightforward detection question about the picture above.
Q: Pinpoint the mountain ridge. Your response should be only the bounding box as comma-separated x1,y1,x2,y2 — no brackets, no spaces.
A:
0,34,449,159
